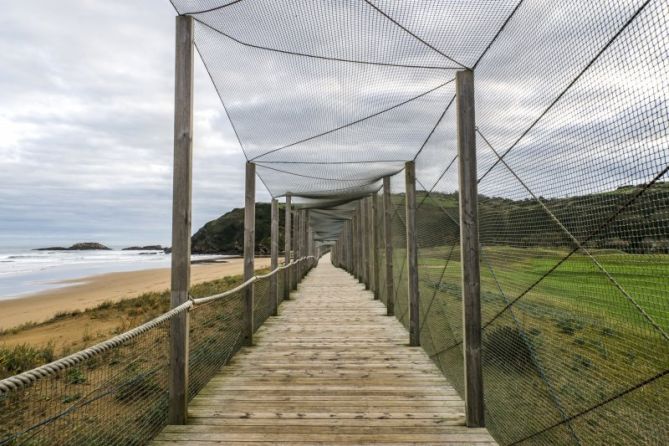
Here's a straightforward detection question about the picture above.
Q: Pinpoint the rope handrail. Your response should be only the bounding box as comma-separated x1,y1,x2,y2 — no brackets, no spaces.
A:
191,256,315,305
0,256,317,394
0,300,193,394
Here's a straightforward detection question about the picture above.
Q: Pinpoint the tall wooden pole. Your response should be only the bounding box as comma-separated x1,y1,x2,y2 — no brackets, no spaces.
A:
284,194,292,299
362,198,370,289
457,69,484,427
302,210,309,273
270,198,279,316
352,214,358,279
383,176,394,316
292,209,299,289
405,161,420,347
372,193,380,299
357,202,364,283
348,220,353,273
169,15,194,426
243,161,256,346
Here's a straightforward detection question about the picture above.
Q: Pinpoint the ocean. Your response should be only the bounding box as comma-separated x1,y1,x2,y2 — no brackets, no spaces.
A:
0,248,226,300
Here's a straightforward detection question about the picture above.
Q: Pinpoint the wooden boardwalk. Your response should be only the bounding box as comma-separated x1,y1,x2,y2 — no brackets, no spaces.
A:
152,257,497,445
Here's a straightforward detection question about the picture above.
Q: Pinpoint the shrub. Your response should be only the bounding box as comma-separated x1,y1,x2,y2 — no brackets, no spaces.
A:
483,326,538,375
0,343,55,378
66,368,86,384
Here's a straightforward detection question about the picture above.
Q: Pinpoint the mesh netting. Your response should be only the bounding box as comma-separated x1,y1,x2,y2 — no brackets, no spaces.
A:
0,261,315,445
166,0,669,444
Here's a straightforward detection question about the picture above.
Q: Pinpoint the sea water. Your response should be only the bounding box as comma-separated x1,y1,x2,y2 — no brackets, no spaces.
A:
0,248,226,299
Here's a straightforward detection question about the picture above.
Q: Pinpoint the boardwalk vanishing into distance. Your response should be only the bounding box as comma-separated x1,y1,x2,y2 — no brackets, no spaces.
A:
2,2,667,445
151,256,497,445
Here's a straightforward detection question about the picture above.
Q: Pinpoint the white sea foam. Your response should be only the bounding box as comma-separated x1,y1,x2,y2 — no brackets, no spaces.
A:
0,248,229,299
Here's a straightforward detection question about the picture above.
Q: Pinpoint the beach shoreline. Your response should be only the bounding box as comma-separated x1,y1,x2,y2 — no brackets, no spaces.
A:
0,257,271,330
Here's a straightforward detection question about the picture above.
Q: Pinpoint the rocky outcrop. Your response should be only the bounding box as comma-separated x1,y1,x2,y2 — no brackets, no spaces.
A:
122,245,163,251
35,242,111,251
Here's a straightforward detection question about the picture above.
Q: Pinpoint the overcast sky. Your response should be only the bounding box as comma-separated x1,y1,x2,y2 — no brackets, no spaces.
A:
0,0,269,248
1,0,664,248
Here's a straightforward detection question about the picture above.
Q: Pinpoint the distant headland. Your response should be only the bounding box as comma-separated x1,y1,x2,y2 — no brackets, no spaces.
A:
34,242,112,251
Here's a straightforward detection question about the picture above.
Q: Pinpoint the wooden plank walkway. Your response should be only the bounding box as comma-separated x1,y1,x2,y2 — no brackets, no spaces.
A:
152,256,497,445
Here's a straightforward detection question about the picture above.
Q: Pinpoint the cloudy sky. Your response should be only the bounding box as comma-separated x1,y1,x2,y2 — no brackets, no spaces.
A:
0,0,269,248
1,0,664,248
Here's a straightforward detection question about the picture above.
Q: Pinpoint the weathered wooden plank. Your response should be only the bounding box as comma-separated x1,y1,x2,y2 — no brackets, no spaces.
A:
456,69,484,428
284,193,292,298
152,255,497,445
405,161,420,347
243,161,256,346
168,14,194,426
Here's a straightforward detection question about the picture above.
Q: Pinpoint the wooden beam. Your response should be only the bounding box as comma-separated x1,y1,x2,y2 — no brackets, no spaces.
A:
361,198,369,289
383,176,394,316
243,161,256,346
169,14,194,426
356,202,364,283
405,161,419,347
352,214,358,280
372,193,380,300
284,194,292,299
270,198,279,316
292,209,299,290
456,69,484,427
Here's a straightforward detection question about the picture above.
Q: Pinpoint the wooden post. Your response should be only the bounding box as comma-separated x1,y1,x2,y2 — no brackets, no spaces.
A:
357,202,364,283
302,210,309,275
372,193,380,299
383,176,394,316
270,198,279,316
243,161,256,346
304,210,310,261
457,69,484,427
352,214,358,279
405,161,420,347
347,220,353,273
362,198,370,290
292,209,299,289
169,14,193,426
284,194,292,299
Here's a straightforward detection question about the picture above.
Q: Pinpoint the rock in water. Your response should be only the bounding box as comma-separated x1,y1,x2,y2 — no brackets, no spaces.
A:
67,242,111,251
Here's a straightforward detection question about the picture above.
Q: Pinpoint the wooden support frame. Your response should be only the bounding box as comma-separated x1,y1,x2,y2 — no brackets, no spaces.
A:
457,69,484,427
270,198,279,316
383,176,394,316
284,194,292,299
352,214,358,279
361,198,369,289
372,193,380,299
292,209,299,290
169,14,194,425
243,161,256,346
405,161,420,347
346,220,353,273
355,200,365,283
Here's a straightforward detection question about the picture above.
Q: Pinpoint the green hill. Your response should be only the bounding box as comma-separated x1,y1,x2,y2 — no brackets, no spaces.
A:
191,203,284,255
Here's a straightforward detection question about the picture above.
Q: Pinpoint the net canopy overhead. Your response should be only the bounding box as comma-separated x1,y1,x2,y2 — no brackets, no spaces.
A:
168,0,522,240
167,0,667,246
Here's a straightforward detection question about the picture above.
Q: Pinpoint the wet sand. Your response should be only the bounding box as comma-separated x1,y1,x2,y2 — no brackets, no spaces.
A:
0,257,271,330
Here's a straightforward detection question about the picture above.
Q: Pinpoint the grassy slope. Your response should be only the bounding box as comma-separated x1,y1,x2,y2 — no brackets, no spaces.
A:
0,271,265,379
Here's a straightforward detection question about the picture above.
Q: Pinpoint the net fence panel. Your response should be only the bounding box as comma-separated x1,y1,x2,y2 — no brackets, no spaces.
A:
188,292,245,400
389,172,409,330
164,0,668,444
0,313,177,446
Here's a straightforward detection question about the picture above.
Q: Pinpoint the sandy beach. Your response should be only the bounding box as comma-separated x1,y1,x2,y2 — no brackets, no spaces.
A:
0,257,271,330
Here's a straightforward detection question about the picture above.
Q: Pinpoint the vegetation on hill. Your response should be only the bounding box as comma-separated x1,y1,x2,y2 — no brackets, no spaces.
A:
191,203,284,255
410,181,669,253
